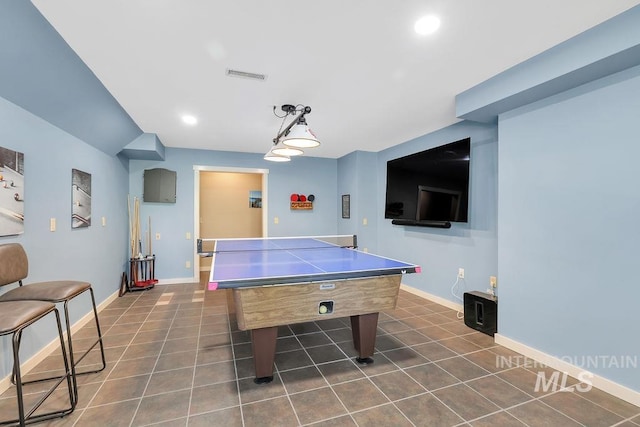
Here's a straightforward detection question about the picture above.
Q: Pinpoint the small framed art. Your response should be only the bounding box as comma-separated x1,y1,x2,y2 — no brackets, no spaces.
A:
341,194,350,219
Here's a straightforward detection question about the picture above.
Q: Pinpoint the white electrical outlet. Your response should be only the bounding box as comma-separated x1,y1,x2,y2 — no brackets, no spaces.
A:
458,268,464,279
274,217,279,224
185,261,191,269
186,232,191,240
50,218,56,232
490,276,497,287
155,233,161,240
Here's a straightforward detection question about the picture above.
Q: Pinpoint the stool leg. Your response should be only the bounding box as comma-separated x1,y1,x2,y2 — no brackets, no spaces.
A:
10,289,107,402
78,287,107,373
55,308,76,414
9,330,23,386
62,289,106,404
8,309,75,426
12,333,26,427
62,299,79,405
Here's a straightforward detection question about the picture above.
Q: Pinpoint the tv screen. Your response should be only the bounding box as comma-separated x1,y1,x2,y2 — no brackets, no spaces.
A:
385,138,470,223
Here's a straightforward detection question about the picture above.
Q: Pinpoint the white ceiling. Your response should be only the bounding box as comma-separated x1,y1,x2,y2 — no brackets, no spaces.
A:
32,0,640,159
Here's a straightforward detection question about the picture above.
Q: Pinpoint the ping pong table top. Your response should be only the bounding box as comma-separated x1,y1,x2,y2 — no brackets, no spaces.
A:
205,236,420,290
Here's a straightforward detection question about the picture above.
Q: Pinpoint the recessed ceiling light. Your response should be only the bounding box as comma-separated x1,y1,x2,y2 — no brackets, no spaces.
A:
414,15,440,35
182,115,198,125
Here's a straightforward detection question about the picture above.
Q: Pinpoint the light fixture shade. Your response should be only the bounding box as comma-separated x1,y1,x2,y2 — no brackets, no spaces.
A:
272,142,304,156
264,148,291,162
282,123,320,148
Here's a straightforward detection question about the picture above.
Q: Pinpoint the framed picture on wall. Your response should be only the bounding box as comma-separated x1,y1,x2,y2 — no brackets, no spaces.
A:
0,146,25,236
342,194,350,219
72,168,91,228
249,190,262,208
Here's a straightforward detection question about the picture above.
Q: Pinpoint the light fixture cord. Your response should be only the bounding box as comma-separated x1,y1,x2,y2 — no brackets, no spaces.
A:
273,116,288,145
272,104,305,144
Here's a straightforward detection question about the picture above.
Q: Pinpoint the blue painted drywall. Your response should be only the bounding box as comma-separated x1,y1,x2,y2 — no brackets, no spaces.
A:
456,4,640,124
121,133,166,160
0,0,142,156
337,152,359,236
337,151,379,252
0,96,129,378
498,65,640,390
376,121,499,301
129,148,338,279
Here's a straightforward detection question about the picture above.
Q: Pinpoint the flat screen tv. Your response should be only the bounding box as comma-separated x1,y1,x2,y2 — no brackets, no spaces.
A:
385,138,470,225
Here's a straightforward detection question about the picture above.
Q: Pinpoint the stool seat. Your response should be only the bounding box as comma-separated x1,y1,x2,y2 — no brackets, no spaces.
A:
0,300,56,334
0,280,91,302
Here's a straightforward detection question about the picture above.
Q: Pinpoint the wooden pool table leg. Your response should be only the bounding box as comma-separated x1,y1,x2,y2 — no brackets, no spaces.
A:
251,326,278,384
350,312,379,364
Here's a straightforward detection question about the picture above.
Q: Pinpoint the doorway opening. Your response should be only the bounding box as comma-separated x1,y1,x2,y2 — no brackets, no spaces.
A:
193,166,268,276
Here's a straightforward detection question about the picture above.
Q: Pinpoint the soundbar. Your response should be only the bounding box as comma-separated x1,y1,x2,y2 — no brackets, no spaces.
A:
391,219,451,228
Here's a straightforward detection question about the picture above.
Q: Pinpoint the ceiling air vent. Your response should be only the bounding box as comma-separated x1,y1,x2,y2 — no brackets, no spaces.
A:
225,69,267,81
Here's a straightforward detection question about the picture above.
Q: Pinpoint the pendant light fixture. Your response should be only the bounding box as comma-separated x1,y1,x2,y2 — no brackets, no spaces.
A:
263,147,291,162
264,104,320,162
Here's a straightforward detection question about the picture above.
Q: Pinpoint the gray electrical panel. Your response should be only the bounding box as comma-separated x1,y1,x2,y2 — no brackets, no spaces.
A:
143,168,176,203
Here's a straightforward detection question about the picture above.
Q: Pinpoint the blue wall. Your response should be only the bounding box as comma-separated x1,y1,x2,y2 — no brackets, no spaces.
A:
0,96,129,377
0,1,142,156
129,148,338,279
375,121,499,301
498,65,640,390
337,151,379,252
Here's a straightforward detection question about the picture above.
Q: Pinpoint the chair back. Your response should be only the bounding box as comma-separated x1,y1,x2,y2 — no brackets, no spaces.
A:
0,243,29,287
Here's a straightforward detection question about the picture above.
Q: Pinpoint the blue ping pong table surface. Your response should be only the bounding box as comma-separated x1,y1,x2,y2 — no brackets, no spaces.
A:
208,237,420,290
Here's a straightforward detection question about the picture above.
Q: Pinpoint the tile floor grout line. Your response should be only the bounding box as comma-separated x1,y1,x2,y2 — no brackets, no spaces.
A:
69,291,147,426
309,322,360,426
277,324,311,426
185,287,206,426
8,283,636,426
126,297,181,427
226,287,246,427
318,318,417,425
372,312,467,426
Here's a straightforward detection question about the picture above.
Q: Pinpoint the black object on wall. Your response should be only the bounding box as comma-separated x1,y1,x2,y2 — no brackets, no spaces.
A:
385,137,470,223
463,291,497,336
391,219,451,228
143,168,176,203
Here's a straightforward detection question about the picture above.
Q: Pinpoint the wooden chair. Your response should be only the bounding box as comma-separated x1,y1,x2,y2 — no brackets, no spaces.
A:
0,243,106,406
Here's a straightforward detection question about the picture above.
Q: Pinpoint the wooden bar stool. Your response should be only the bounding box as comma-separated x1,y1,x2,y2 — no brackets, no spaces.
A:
0,243,106,406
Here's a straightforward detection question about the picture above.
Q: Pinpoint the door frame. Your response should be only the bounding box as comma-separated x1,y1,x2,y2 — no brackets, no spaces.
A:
193,165,269,278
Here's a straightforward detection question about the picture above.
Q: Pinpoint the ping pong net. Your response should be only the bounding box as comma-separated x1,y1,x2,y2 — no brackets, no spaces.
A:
197,235,357,257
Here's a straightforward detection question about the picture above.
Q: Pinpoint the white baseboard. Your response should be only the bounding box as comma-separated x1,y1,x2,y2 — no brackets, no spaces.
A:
400,284,463,312
0,289,120,394
401,284,639,406
156,277,199,285
494,334,640,407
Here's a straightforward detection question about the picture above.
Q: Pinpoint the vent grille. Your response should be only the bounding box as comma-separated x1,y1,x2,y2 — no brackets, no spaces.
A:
226,69,267,81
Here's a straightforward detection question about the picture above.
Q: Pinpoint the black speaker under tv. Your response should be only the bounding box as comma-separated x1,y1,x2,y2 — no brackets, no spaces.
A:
385,138,470,225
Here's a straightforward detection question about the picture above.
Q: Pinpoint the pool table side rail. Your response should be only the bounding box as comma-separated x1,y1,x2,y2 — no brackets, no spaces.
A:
233,274,402,330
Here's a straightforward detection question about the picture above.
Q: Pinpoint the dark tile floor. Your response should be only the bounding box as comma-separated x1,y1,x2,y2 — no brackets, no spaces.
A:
1,276,639,426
